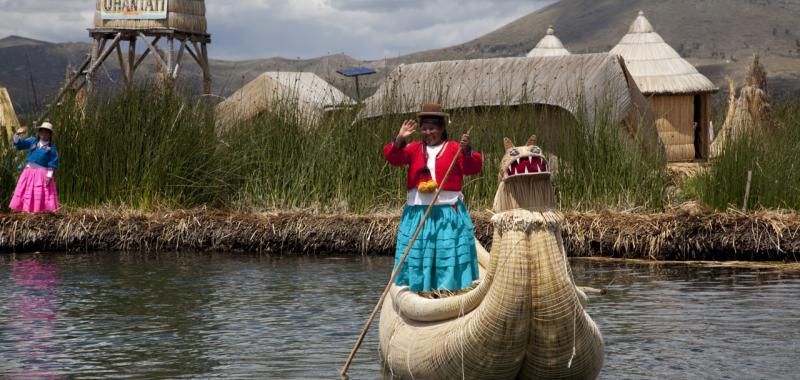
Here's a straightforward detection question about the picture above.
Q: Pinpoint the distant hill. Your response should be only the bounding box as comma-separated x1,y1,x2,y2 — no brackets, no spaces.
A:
396,0,800,96
1,0,799,114
0,35,379,115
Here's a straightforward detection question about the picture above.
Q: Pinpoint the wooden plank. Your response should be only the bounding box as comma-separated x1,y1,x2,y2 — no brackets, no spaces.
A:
201,42,211,94
185,42,201,67
138,32,169,72
115,42,129,86
86,32,123,76
167,37,174,75
128,36,137,82
132,36,160,72
172,39,187,79
42,54,91,119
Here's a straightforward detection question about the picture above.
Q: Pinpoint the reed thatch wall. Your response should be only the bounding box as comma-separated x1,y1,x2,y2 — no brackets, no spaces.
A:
651,95,695,161
1,209,798,261
649,93,713,162
610,11,717,162
215,72,356,131
0,87,20,141
356,53,663,159
94,0,207,34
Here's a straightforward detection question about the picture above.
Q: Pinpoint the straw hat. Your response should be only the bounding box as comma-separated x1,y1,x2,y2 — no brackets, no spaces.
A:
36,122,54,133
417,103,449,121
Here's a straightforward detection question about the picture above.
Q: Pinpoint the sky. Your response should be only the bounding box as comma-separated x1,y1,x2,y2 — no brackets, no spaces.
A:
0,0,554,60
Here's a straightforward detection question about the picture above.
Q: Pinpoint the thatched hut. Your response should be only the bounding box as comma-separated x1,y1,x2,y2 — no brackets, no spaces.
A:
526,26,570,57
356,53,661,157
610,11,718,162
215,72,356,131
0,87,20,141
94,0,207,34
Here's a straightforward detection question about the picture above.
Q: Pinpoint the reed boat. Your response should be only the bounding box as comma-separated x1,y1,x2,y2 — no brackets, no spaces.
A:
379,136,604,379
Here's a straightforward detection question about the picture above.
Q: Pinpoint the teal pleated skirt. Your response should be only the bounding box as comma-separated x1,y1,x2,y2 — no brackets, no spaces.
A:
393,201,479,292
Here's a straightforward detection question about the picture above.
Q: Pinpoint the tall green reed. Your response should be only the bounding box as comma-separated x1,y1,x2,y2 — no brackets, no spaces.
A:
4,82,671,213
50,86,226,209
220,98,668,212
0,127,23,210
685,101,800,210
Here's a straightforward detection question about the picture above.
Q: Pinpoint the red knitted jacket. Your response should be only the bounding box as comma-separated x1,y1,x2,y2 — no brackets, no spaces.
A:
383,140,483,191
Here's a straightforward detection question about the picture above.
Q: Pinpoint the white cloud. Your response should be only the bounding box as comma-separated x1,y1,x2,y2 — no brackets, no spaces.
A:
0,0,554,60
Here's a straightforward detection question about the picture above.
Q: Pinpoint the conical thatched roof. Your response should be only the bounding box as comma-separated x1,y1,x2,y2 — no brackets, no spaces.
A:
610,11,717,95
215,72,355,131
526,26,570,57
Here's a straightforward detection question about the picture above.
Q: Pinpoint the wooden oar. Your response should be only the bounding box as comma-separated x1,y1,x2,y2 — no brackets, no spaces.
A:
340,127,474,378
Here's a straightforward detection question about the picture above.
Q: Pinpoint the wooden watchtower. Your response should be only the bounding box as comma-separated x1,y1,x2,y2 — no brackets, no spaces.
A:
61,0,211,102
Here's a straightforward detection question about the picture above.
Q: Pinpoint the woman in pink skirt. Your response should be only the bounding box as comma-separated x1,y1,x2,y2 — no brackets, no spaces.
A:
9,122,60,213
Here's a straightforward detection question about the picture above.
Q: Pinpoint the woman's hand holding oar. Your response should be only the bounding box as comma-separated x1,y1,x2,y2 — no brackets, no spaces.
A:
340,126,474,378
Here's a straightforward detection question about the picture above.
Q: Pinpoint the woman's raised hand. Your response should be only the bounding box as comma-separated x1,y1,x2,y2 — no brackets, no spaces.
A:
15,127,27,135
460,133,471,148
396,120,417,141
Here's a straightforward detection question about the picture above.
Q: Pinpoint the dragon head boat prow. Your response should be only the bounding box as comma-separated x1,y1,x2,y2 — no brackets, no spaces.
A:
494,134,558,214
378,134,604,380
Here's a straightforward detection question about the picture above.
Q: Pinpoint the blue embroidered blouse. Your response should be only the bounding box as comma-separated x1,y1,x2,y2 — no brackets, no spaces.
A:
13,136,59,170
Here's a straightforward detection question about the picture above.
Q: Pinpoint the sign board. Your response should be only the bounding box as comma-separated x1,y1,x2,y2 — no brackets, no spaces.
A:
100,0,169,20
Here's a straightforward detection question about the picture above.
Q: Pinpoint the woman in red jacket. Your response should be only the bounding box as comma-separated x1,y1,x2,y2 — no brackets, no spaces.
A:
383,103,483,293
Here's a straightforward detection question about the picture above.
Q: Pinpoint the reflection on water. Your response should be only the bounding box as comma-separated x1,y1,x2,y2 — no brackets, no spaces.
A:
5,259,62,378
0,254,798,379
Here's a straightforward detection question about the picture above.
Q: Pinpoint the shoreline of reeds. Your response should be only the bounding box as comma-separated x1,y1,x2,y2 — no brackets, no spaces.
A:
2,208,798,262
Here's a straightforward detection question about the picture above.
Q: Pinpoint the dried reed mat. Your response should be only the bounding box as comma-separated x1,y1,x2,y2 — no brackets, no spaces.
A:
379,209,603,379
561,206,800,261
2,209,800,261
666,162,707,183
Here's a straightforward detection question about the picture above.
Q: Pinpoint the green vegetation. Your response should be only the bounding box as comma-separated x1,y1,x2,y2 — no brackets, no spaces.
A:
50,87,225,209
218,98,668,212
3,85,797,214
685,101,800,210
0,126,21,208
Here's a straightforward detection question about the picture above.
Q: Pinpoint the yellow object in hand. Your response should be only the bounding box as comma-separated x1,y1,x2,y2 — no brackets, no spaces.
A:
418,179,438,194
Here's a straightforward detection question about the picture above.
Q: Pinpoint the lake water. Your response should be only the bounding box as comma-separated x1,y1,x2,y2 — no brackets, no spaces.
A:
0,253,798,379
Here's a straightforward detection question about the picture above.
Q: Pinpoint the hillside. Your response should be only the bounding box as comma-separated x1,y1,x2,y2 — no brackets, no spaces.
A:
397,0,800,96
1,0,799,113
0,36,379,115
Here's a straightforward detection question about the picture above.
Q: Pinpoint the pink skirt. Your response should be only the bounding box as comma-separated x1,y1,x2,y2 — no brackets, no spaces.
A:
9,167,60,213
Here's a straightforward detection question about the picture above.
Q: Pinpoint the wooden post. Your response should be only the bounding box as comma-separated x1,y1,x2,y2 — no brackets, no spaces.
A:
172,39,187,79
743,170,753,212
86,33,123,81
87,36,102,91
132,36,160,73
138,32,168,72
201,41,211,95
115,42,129,86
354,75,362,103
167,36,174,76
128,35,137,85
